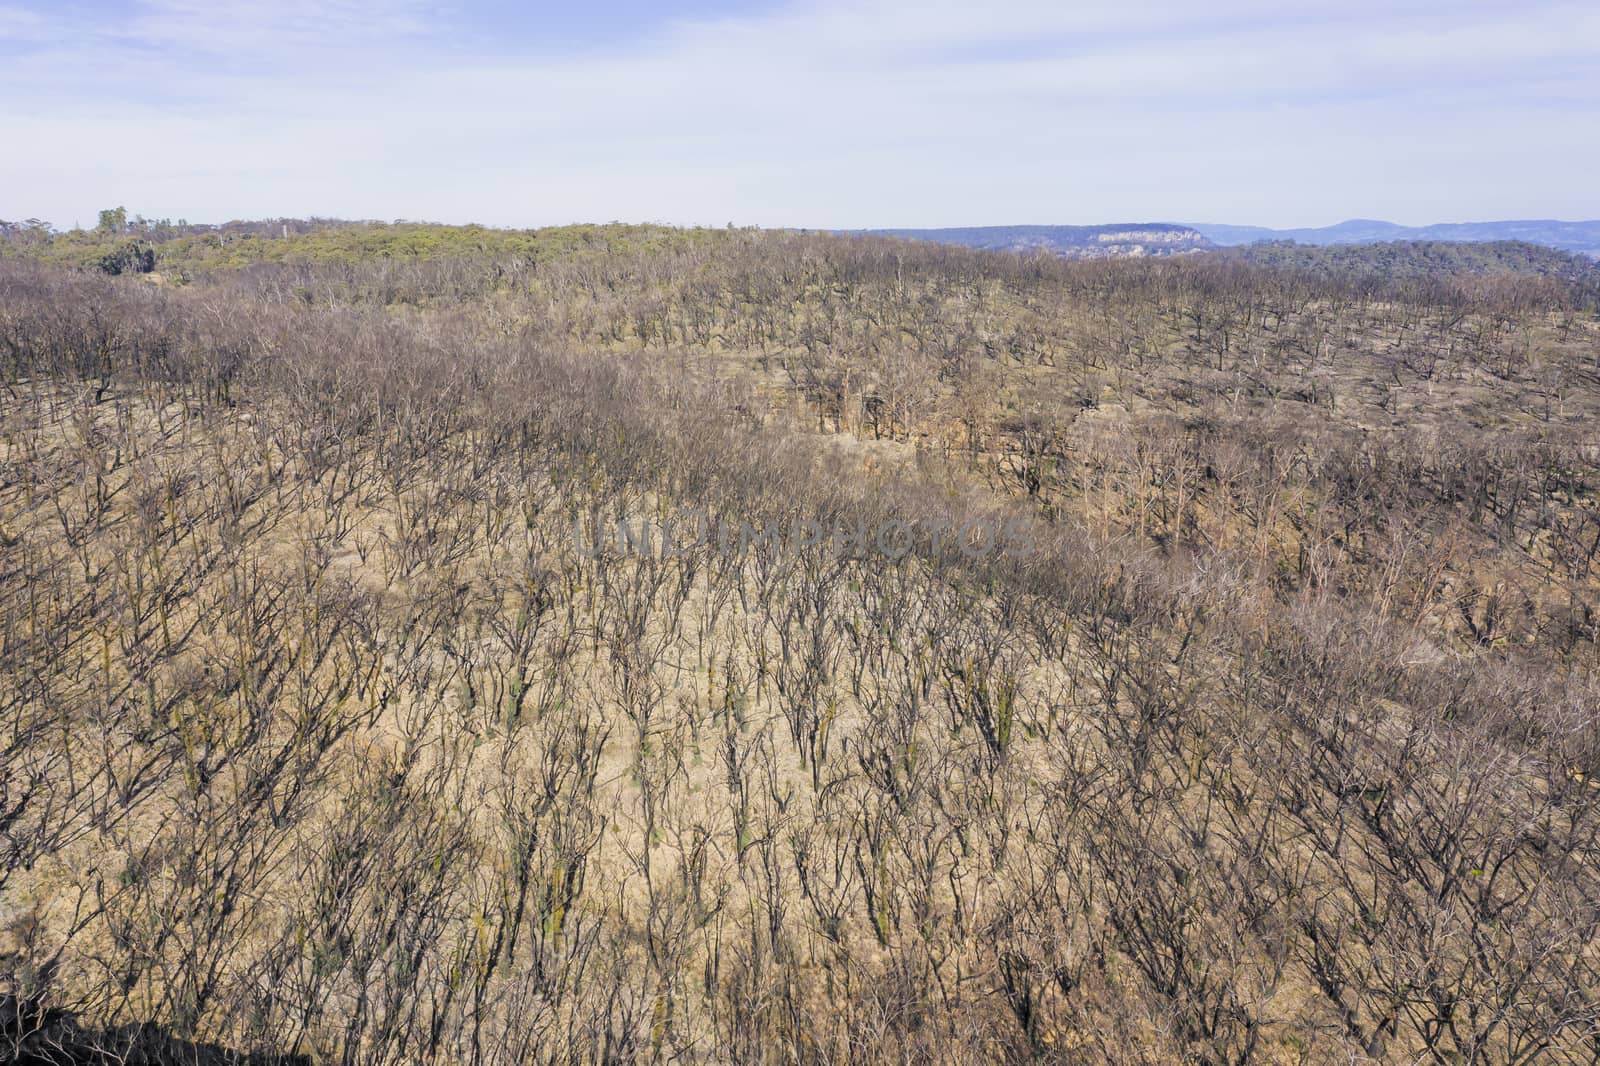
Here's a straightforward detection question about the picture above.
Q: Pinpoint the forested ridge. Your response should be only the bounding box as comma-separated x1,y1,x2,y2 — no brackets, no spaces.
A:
1221,240,1600,283
1,220,1599,1064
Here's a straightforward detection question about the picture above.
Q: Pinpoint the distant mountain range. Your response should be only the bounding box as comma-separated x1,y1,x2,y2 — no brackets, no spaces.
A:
859,219,1600,259
859,224,1210,258
1189,219,1600,256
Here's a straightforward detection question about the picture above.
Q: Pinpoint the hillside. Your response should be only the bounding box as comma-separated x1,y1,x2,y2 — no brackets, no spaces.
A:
2,221,1599,1065
1191,218,1600,256
1220,238,1600,282
0,213,710,283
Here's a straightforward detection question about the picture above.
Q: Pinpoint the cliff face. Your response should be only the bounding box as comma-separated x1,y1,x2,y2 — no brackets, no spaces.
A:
1088,226,1213,257
859,223,1215,257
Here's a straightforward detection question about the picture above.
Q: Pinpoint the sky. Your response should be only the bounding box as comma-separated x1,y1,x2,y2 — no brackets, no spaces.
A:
1,0,1597,230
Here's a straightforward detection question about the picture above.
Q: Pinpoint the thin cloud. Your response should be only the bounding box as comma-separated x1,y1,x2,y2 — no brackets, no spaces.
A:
1,0,1595,228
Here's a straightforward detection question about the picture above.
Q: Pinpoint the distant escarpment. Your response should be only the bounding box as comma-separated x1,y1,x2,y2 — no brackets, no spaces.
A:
856,223,1214,257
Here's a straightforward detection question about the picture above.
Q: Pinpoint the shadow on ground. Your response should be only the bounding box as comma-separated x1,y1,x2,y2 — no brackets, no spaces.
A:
2,995,308,1066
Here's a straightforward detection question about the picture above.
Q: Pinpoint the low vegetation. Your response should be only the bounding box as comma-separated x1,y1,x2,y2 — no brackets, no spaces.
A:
1,218,1598,1064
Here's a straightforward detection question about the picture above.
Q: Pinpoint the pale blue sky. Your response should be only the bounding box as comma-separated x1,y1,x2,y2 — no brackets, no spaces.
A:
2,0,1596,229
